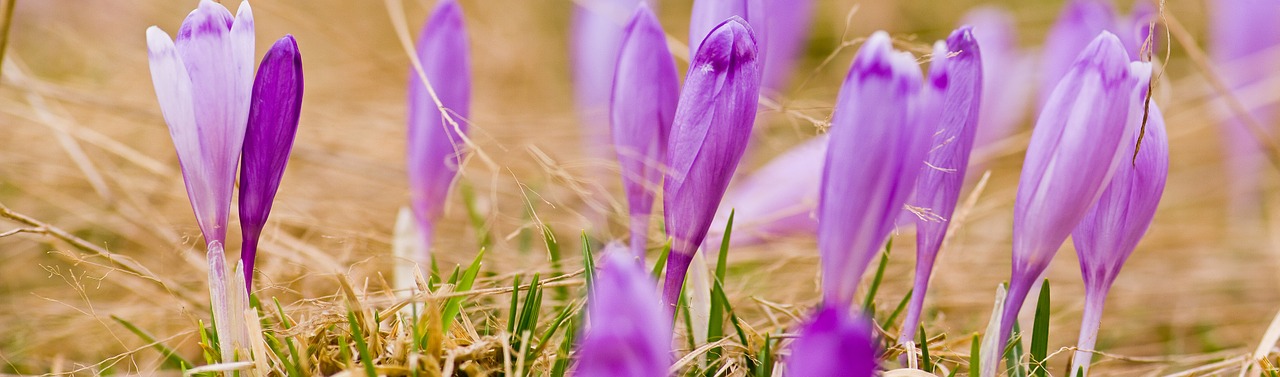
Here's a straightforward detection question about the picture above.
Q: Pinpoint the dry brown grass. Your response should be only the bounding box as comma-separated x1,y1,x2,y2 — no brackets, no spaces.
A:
1,0,1278,376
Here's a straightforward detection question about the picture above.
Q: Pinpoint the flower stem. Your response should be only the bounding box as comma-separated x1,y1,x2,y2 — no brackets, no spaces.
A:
1071,283,1112,377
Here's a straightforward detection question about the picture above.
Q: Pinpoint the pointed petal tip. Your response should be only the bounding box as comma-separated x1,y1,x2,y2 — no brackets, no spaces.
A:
146,26,175,53
850,31,920,85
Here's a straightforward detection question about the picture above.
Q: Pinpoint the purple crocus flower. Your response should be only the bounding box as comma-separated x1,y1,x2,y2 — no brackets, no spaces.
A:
238,35,303,290
1069,104,1168,377
146,0,254,362
759,0,813,91
817,31,939,306
572,0,642,162
1039,0,1154,108
406,0,470,261
786,305,878,377
706,135,826,250
984,32,1152,376
688,0,752,57
1210,0,1280,215
962,7,1033,149
900,27,983,347
661,17,761,307
611,5,679,260
574,248,672,377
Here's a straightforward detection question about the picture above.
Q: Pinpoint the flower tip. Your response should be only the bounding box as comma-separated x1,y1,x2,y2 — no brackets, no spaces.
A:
947,25,979,52
146,26,174,53
851,31,920,86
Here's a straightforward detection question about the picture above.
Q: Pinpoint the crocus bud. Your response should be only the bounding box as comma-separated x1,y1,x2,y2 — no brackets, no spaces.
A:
146,0,254,249
1069,104,1168,376
661,18,761,307
238,35,303,290
759,0,813,91
611,5,679,260
1210,0,1280,214
407,0,470,261
900,27,983,347
572,0,642,160
574,249,672,377
688,0,751,57
818,31,937,306
786,305,878,377
707,135,826,250
985,32,1152,375
1039,0,1150,108
962,7,1033,149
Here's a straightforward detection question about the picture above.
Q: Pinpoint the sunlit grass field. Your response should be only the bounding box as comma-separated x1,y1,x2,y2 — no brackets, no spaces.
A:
1,0,1278,375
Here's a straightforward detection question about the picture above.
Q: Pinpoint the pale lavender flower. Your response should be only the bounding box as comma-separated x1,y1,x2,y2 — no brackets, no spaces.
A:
1039,0,1118,108
573,0,643,161
1069,104,1167,376
407,0,470,260
985,32,1152,375
962,7,1033,149
706,135,826,251
611,5,679,260
1210,0,1280,212
900,27,983,347
817,31,938,306
786,305,878,377
574,248,672,377
688,0,751,57
238,35,303,290
662,17,761,307
760,0,813,91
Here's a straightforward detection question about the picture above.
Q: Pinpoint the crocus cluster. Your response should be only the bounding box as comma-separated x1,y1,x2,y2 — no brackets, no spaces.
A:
146,0,303,361
573,246,672,377
985,32,1152,376
660,17,762,307
406,0,471,262
817,31,941,306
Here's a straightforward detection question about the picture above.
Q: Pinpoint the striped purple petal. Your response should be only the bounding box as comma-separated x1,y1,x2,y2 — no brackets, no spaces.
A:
986,32,1152,375
1069,103,1168,376
817,31,936,306
238,35,303,290
574,247,672,377
785,305,878,377
900,27,983,346
147,0,254,248
407,0,470,261
661,17,761,307
611,5,679,260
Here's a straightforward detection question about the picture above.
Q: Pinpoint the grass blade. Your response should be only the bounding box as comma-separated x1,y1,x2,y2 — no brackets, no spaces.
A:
919,322,933,372
581,231,596,289
706,211,735,375
442,248,485,332
111,315,191,370
347,311,378,377
1030,279,1051,377
861,239,893,311
970,333,981,377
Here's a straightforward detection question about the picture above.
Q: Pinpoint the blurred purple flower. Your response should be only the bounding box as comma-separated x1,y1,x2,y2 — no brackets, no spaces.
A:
407,0,470,261
146,0,254,249
689,0,751,57
900,27,983,346
1210,0,1280,212
986,32,1152,375
611,5,679,260
817,31,938,306
661,17,762,307
574,248,672,377
962,7,1033,149
706,135,826,251
786,305,878,377
238,35,303,290
759,0,813,91
1039,0,1153,108
1068,103,1167,376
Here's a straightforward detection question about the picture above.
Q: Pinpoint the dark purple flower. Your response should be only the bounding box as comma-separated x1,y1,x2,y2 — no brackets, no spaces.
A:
900,27,982,346
1069,104,1168,376
611,5,679,260
407,0,470,261
786,305,878,377
574,247,671,377
984,32,1151,376
817,31,938,306
238,35,303,290
661,17,761,307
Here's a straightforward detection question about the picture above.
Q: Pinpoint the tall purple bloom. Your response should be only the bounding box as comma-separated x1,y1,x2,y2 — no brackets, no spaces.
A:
574,249,672,377
238,35,303,290
985,32,1152,375
962,7,1033,149
785,305,878,377
572,0,642,161
662,18,761,307
611,5,679,260
759,0,813,91
688,0,752,57
817,31,938,306
407,0,470,261
1069,104,1168,376
1210,0,1280,215
707,135,826,250
900,27,983,347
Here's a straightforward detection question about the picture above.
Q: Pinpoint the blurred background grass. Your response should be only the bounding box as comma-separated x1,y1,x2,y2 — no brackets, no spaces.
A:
0,0,1272,375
